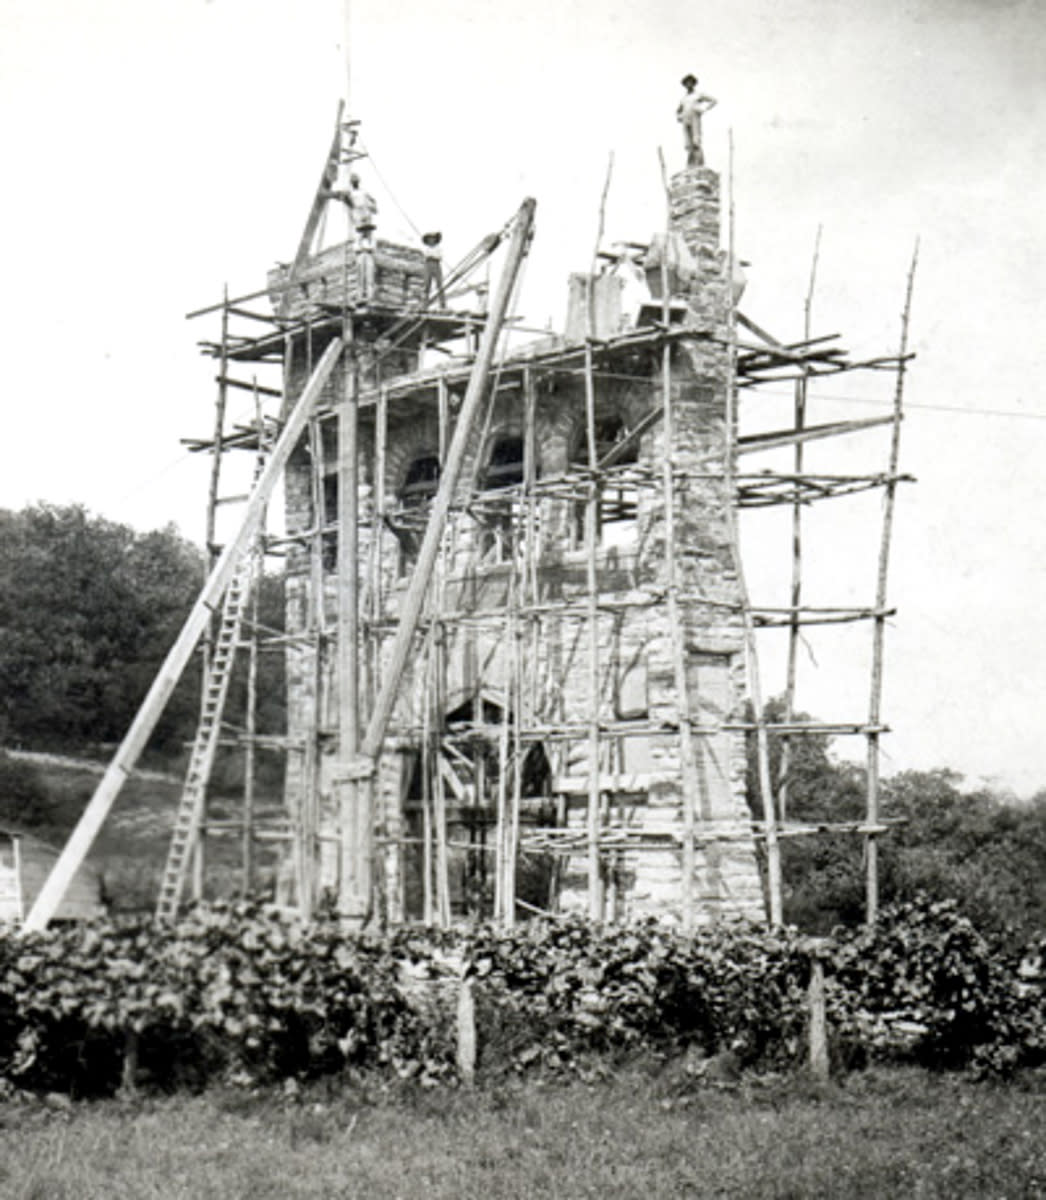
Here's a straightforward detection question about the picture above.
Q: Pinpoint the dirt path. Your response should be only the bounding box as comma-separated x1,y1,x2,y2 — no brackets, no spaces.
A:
4,748,181,786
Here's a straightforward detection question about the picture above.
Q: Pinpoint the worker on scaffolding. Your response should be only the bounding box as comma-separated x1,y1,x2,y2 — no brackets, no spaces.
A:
677,74,717,167
327,172,378,239
421,231,446,309
327,172,378,299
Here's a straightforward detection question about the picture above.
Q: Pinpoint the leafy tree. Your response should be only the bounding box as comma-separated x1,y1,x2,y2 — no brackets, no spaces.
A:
747,700,1046,941
0,504,204,755
882,771,1046,944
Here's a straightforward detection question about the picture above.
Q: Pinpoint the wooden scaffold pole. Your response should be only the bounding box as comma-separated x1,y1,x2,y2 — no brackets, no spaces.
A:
337,326,362,920
507,365,538,927
778,226,821,824
434,377,451,926
582,155,613,920
192,284,233,901
865,241,918,923
241,378,268,895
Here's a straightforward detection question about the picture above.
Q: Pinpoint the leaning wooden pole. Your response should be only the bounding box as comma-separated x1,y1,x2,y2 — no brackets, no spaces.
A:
23,338,345,933
352,199,536,785
865,242,918,924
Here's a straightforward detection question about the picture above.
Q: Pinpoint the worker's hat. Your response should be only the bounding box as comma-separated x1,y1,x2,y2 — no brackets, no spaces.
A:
422,231,443,246
681,74,697,87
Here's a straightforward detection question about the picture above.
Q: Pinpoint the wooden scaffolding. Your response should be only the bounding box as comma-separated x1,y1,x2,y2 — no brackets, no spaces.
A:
23,112,916,933
164,228,915,929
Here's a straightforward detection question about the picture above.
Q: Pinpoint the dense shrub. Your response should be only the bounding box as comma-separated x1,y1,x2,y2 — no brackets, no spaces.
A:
468,918,809,1070
0,897,1043,1096
828,896,1046,1076
0,754,57,832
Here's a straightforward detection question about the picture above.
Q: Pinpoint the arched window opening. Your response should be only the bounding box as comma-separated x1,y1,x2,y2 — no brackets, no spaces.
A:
482,435,525,491
478,434,527,563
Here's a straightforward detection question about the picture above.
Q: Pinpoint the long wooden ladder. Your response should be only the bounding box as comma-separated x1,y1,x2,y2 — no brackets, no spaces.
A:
155,549,257,921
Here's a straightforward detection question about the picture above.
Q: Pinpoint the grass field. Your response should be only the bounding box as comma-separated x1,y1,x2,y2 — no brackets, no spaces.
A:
23,757,284,912
5,1066,1045,1199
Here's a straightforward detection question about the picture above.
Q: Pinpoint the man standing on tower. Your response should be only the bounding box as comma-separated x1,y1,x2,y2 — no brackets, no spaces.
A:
327,172,379,298
327,173,378,244
677,74,717,167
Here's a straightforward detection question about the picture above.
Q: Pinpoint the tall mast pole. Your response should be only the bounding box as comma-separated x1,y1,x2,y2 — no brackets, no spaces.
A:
350,0,357,115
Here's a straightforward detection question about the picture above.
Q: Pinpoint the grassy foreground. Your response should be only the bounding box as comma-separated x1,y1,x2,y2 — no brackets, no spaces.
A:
4,1066,1045,1199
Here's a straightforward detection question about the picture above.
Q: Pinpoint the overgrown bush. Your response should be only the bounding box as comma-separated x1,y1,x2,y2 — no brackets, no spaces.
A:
0,754,57,832
828,896,1046,1076
468,918,810,1071
0,897,1043,1097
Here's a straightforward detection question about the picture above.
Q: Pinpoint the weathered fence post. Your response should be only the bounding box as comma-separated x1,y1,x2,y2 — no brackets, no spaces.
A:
120,1029,140,1096
803,936,831,1081
456,970,476,1087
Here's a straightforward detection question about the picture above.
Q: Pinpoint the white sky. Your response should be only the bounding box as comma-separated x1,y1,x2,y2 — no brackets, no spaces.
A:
1,0,1044,795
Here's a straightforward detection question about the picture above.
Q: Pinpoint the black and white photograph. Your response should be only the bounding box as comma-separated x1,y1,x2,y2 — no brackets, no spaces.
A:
0,1,1043,1195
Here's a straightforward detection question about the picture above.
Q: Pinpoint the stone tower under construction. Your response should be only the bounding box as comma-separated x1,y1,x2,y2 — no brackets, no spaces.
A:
22,98,915,937
275,162,766,927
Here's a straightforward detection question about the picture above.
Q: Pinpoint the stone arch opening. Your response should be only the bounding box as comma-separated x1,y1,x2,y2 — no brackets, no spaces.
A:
401,693,557,920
